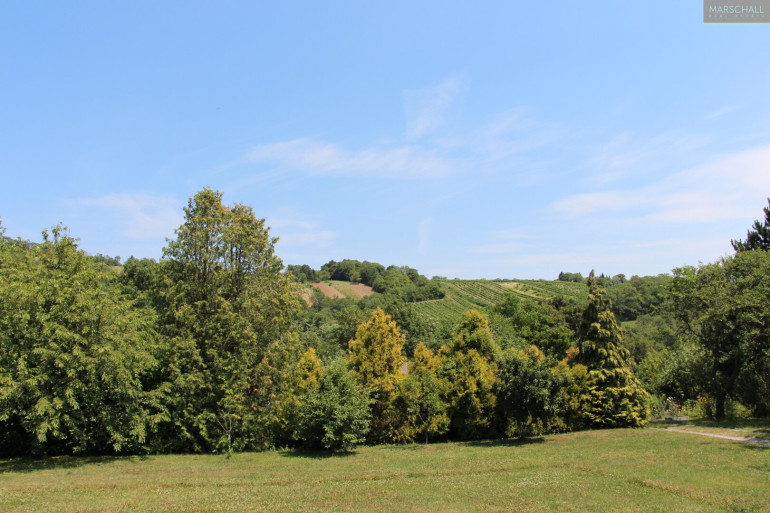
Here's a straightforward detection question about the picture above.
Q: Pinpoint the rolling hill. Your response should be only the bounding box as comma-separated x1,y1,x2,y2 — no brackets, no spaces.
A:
411,279,587,323
301,276,588,324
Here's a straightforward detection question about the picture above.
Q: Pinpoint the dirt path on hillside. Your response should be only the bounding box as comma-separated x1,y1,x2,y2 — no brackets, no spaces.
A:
652,427,770,446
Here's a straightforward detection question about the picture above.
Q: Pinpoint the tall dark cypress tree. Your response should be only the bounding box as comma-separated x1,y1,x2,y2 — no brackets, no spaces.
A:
575,271,649,428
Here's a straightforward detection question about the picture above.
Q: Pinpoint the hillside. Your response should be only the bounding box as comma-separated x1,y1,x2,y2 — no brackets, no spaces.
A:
300,276,587,324
310,281,377,301
412,279,586,324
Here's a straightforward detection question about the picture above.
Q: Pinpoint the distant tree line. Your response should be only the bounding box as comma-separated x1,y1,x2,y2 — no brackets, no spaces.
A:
90,253,121,266
288,259,444,302
558,271,671,322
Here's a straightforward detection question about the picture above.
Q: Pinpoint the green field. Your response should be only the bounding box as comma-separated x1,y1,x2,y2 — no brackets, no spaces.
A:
2,428,767,513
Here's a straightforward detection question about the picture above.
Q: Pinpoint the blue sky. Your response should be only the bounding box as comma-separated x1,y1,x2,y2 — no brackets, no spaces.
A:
2,2,769,279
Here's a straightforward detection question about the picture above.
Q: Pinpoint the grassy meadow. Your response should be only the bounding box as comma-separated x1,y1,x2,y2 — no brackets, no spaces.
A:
1,427,768,513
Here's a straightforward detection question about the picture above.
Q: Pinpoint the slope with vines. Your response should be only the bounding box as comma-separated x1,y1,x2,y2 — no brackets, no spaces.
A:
411,279,586,325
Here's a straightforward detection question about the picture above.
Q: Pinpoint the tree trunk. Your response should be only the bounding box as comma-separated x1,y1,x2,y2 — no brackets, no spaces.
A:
715,390,726,420
712,358,726,420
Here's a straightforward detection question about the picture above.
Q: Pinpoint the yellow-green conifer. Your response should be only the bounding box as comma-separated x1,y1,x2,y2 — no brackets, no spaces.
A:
347,307,407,441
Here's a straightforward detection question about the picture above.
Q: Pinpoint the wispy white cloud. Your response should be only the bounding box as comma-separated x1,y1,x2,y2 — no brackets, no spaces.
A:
77,193,183,239
704,105,739,120
268,209,337,262
404,74,468,139
243,75,565,186
551,190,646,217
553,144,770,223
581,131,711,186
474,109,561,162
246,138,455,179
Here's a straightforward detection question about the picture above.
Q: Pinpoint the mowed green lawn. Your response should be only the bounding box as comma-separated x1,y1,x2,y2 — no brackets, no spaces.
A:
1,428,768,513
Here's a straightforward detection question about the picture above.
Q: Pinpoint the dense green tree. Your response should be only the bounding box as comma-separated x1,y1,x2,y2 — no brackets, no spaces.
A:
656,344,710,404
272,347,323,445
0,225,161,455
605,275,671,322
550,350,589,432
319,259,386,286
450,309,499,361
489,295,573,358
332,305,370,351
382,301,438,358
286,264,319,283
671,251,770,417
574,273,649,428
496,346,562,438
732,198,770,252
347,307,407,441
438,310,499,439
394,343,449,443
671,260,742,419
438,347,498,439
621,311,678,366
732,253,770,416
294,361,371,451
154,188,299,452
558,272,583,283
89,253,121,266
118,256,161,309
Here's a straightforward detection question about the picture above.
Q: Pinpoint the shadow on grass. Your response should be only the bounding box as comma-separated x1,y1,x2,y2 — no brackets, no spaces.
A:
736,440,769,450
652,417,770,432
279,448,359,460
462,436,546,448
279,437,547,457
0,454,148,474
689,417,769,428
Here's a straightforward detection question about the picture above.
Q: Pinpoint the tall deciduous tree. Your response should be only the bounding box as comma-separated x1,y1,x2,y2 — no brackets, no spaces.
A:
671,251,770,417
730,251,770,416
156,188,299,452
575,272,649,428
0,225,161,456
